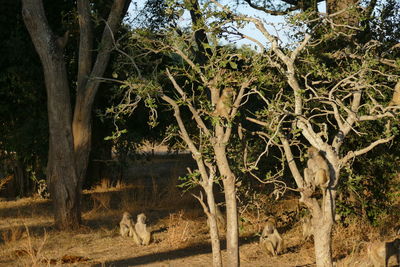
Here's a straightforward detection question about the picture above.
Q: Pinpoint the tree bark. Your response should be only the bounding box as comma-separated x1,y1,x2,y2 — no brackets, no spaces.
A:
22,0,130,229
162,93,223,267
313,212,333,267
204,185,223,267
214,144,239,267
22,0,81,229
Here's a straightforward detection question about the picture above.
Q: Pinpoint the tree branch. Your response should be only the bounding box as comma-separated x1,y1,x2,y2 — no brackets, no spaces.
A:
85,0,131,106
161,94,210,184
77,0,93,93
165,68,211,136
341,136,395,165
223,78,255,143
243,0,299,15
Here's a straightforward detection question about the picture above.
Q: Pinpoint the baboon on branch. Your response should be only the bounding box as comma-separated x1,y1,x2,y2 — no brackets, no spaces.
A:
213,87,235,118
304,146,330,197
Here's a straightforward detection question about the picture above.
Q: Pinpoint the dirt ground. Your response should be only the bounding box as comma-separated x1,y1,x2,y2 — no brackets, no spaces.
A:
0,190,382,267
0,156,397,266
0,195,308,267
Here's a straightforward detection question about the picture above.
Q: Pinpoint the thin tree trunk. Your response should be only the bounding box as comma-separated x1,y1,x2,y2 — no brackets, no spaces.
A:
204,185,223,267
313,212,333,267
215,145,239,267
311,187,336,267
13,158,25,197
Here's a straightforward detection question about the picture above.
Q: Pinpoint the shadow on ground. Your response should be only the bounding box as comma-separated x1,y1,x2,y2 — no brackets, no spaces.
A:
93,236,258,267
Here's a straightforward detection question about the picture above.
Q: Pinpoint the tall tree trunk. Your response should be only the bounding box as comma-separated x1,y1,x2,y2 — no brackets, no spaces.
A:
214,145,239,267
183,2,238,264
22,0,81,229
313,217,333,266
22,0,130,229
73,0,130,195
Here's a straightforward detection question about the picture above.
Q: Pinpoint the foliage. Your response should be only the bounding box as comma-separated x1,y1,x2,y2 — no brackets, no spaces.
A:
337,138,400,224
0,1,50,188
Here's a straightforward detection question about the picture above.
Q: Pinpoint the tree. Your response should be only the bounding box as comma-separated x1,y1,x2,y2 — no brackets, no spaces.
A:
211,2,399,266
116,14,259,265
21,0,131,229
161,48,255,267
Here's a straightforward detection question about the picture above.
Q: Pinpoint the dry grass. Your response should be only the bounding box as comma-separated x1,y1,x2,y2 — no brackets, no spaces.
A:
162,210,205,248
1,159,398,266
1,226,25,244
16,227,48,267
0,191,387,267
0,175,13,191
333,217,374,257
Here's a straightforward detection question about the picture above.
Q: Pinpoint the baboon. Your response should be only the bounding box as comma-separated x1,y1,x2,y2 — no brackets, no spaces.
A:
214,87,234,118
260,220,283,256
37,179,50,199
120,212,133,237
119,212,141,245
260,228,283,256
261,217,277,236
56,30,69,50
389,81,400,106
304,146,330,196
206,204,226,232
368,238,400,267
135,213,151,245
301,215,313,241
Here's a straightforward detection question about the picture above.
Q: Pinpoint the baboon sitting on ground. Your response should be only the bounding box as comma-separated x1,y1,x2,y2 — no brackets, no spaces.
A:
259,219,283,256
301,215,313,241
135,213,151,245
119,212,141,245
368,238,400,267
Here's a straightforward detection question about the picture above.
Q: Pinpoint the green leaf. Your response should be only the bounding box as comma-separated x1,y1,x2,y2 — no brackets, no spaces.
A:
229,61,238,69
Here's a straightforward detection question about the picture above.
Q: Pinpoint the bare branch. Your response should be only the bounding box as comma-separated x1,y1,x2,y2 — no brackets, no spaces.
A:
160,94,211,184
192,191,211,217
290,34,311,60
341,136,395,165
166,69,211,136
246,117,268,127
222,78,255,143
243,0,299,15
359,112,395,121
280,138,305,189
